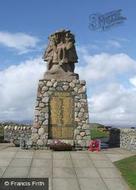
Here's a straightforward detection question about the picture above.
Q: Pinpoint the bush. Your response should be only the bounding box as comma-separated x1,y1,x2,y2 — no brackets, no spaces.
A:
0,126,4,136
90,128,109,139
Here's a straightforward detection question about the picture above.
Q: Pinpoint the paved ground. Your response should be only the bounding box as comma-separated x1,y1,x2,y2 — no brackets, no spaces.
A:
0,143,135,190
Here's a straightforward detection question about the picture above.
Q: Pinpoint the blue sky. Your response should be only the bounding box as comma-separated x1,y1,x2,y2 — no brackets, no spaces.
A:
0,0,136,65
0,0,136,126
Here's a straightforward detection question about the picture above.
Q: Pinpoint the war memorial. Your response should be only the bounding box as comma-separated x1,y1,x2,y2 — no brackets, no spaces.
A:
1,29,135,190
31,29,91,148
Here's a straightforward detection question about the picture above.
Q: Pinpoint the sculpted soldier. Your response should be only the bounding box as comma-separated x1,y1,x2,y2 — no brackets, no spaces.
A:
43,33,59,70
64,31,78,72
43,29,79,79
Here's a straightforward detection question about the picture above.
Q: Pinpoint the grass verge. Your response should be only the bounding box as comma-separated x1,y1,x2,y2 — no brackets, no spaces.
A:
114,155,136,190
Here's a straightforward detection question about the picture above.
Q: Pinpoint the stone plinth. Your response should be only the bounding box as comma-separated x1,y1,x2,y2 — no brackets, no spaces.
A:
31,79,90,147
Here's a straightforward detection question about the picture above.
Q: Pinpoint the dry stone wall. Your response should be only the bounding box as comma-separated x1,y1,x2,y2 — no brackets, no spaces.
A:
4,125,31,147
120,128,136,151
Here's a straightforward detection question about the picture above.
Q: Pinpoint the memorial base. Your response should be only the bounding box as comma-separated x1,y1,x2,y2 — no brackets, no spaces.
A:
31,78,91,148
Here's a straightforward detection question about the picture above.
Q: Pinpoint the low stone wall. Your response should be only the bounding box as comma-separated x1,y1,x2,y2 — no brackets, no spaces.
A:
120,128,136,151
4,125,32,147
4,125,136,151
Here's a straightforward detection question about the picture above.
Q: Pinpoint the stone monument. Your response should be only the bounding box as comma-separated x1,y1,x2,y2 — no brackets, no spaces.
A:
31,29,91,148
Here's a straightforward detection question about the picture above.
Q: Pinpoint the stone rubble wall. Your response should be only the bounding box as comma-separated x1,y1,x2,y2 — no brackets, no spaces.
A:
4,125,31,145
120,128,136,151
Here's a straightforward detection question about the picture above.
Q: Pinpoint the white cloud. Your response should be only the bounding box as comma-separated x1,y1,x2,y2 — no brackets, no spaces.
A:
76,52,136,82
129,76,136,87
106,40,121,48
89,84,136,126
79,38,128,53
0,45,136,126
76,49,136,126
0,32,39,54
0,57,45,120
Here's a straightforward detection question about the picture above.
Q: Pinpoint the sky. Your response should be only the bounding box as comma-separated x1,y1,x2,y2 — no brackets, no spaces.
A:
0,0,136,127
